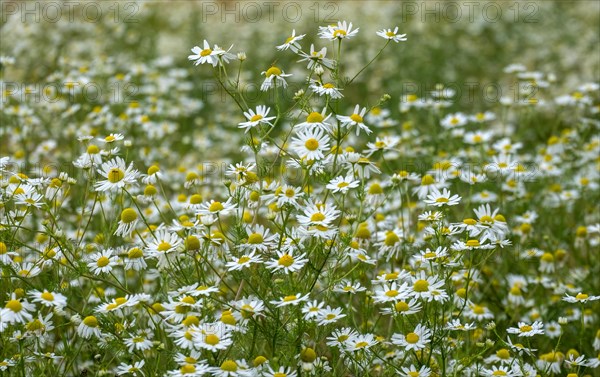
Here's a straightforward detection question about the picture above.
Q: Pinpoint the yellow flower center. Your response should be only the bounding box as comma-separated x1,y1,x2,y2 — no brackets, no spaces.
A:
0,242,7,254
250,114,263,122
497,349,510,359
108,168,125,183
386,31,395,37
473,305,485,315
238,256,251,264
247,233,264,244
413,279,429,292
148,165,160,175
383,232,400,246
385,290,399,297
96,256,110,267
157,242,172,252
576,293,589,300
278,254,294,267
285,188,296,197
83,316,98,327
405,332,419,344
189,194,202,205
200,48,212,57
120,208,137,223
283,295,297,302
204,334,220,345
368,183,383,194
41,292,54,301
306,112,324,123
355,341,369,348
27,319,45,332
395,301,409,312
181,296,196,305
466,239,480,247
221,313,236,325
241,304,255,318
492,371,507,376
304,138,319,151
87,145,100,154
6,300,22,312
333,29,347,37
265,66,282,77
310,212,326,222
323,83,335,89
519,325,533,332
480,215,493,223
182,316,199,327
435,197,449,203
209,201,224,212
421,175,435,185
180,364,196,374
128,247,143,259
144,185,157,196
221,360,238,372
463,218,477,225
346,113,364,124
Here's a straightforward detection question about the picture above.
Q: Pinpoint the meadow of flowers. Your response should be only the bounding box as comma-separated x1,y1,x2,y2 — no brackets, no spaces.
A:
1,1,599,376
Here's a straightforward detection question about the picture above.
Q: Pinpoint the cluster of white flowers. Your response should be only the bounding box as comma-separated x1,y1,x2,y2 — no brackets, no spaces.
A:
1,7,599,377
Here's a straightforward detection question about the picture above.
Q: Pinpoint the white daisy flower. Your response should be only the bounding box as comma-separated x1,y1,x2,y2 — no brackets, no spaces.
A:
563,292,600,303
336,105,371,135
193,323,232,352
238,105,276,133
294,108,332,131
440,112,468,128
290,128,331,161
391,324,432,351
188,40,218,66
326,175,359,194
270,293,310,307
87,248,119,275
376,27,407,43
226,251,263,271
114,207,139,237
277,29,305,52
116,360,146,376
1,295,35,324
260,66,292,91
297,44,334,69
265,249,309,274
373,282,410,303
423,188,461,207
95,157,139,192
507,321,544,337
76,315,102,339
310,81,343,99
28,290,68,308
318,21,359,40
196,198,237,216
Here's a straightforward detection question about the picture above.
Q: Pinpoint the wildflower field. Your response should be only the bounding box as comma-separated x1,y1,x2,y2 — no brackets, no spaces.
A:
1,1,600,376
